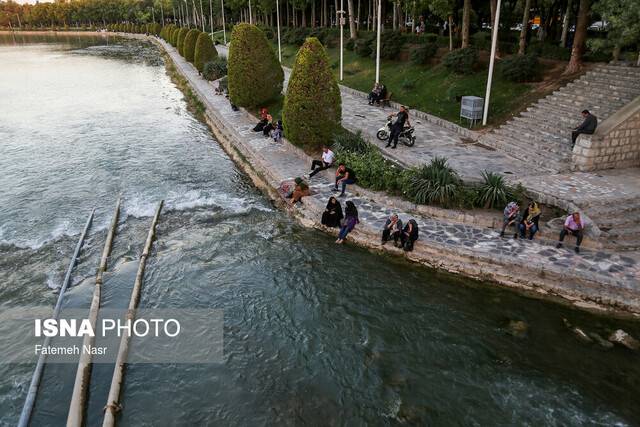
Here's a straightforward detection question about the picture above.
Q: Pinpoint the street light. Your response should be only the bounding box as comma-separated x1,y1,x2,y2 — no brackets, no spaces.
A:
220,0,227,44
375,0,381,83
276,0,282,62
482,0,501,126
338,0,344,80
249,0,253,24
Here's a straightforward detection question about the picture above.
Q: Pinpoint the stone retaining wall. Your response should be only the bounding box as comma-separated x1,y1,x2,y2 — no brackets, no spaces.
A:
573,96,640,171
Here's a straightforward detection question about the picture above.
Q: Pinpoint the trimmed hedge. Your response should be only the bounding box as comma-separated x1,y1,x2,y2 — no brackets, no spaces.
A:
177,28,190,56
150,23,161,36
183,29,201,63
443,47,479,74
500,54,540,82
194,32,218,73
227,23,283,108
370,31,405,60
171,26,181,46
203,57,228,81
410,42,438,65
283,37,341,149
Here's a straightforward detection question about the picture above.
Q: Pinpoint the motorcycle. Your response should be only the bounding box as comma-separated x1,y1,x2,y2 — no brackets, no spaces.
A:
376,115,416,147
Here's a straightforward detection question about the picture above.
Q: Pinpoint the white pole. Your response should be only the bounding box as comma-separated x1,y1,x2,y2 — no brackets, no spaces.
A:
482,0,501,126
374,0,381,83
209,0,213,33
339,0,344,80
249,0,253,24
276,0,282,62
221,0,226,43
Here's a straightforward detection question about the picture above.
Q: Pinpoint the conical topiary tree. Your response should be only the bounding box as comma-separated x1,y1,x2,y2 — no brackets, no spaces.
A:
177,28,190,55
282,37,341,149
171,26,181,46
183,29,201,63
227,23,283,108
194,32,218,73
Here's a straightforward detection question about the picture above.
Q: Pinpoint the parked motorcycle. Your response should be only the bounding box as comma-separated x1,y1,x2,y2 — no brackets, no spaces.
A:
376,116,416,147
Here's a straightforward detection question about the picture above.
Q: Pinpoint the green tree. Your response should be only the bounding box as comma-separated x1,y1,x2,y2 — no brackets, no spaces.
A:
227,23,283,108
282,37,341,149
177,27,189,54
592,0,640,63
183,29,201,63
194,32,218,73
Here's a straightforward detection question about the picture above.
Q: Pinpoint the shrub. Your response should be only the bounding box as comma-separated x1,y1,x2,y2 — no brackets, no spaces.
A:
228,23,283,108
474,171,509,209
203,57,228,81
259,26,275,40
183,29,201,63
528,41,571,60
471,31,491,50
194,32,218,73
345,37,356,51
410,42,438,65
150,23,162,36
355,38,373,57
283,37,341,150
177,28,190,56
331,130,372,155
404,157,462,207
339,150,405,193
443,47,479,74
500,54,540,82
423,33,438,43
171,26,181,46
370,31,405,60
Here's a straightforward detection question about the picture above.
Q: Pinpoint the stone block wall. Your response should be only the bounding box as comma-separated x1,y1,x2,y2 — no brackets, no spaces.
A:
572,97,640,171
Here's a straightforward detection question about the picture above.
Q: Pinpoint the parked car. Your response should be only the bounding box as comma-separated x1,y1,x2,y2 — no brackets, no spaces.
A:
588,21,609,31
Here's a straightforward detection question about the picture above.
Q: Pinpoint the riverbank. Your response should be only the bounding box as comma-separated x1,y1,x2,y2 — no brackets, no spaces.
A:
133,35,639,317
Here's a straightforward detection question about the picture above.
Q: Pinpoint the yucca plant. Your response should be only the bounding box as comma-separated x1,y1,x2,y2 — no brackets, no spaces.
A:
405,157,462,207
475,170,509,209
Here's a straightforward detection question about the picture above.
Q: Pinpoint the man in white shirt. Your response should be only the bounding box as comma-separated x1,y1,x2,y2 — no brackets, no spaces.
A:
309,146,335,178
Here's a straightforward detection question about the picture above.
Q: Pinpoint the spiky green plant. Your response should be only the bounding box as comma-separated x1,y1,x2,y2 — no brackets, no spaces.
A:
475,170,509,209
405,157,462,207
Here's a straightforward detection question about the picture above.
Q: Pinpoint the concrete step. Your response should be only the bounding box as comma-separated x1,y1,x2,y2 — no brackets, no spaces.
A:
585,71,640,86
511,116,575,137
494,126,572,156
547,90,634,108
593,65,640,77
481,134,568,171
537,97,619,119
570,79,640,96
503,120,571,144
520,109,577,127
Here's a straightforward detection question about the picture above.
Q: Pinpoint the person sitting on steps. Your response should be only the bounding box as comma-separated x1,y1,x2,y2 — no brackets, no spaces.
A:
289,177,310,205
272,120,284,142
368,83,382,105
499,201,520,238
386,106,410,149
333,163,357,197
518,201,541,240
321,196,343,228
336,201,359,244
262,114,274,137
401,219,419,251
556,212,585,254
571,109,597,148
309,146,335,178
381,214,403,245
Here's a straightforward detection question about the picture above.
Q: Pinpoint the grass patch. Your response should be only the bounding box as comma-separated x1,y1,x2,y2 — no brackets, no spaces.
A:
274,43,531,126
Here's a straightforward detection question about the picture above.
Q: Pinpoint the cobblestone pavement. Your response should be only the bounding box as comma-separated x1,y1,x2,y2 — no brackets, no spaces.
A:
165,41,639,299
216,44,640,247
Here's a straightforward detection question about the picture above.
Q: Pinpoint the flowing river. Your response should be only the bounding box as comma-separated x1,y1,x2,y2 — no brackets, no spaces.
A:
1,33,639,426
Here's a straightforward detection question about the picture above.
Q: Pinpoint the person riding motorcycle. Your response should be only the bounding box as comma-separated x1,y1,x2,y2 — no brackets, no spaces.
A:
386,106,410,149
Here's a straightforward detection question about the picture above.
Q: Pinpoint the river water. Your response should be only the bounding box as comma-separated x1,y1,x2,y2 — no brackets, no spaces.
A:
1,33,639,426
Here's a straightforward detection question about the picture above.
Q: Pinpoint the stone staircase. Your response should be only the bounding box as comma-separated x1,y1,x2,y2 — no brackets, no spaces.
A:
479,64,640,173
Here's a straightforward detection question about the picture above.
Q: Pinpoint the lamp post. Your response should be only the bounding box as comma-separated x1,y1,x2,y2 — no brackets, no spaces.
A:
199,0,205,31
220,0,227,43
374,0,381,83
339,0,344,80
209,0,213,34
276,0,282,61
482,0,501,126
249,0,253,24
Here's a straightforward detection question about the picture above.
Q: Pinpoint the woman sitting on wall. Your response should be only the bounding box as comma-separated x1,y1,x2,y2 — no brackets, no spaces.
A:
321,197,343,228
336,201,359,244
290,177,310,204
253,108,269,132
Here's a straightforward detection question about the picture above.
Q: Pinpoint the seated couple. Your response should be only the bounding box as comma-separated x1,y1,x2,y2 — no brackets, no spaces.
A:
367,82,387,105
321,197,359,245
381,214,419,251
253,108,283,142
500,201,541,240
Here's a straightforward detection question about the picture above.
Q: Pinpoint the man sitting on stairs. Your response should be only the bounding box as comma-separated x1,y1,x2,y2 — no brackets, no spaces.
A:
571,110,598,148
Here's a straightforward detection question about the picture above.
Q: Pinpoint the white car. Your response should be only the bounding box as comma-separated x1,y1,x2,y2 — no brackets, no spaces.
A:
588,21,609,31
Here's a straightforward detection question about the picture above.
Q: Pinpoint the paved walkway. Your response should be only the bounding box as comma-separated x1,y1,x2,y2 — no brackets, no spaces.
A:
162,40,639,313
217,44,640,246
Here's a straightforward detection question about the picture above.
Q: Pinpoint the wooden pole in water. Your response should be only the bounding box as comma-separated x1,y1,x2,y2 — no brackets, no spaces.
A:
102,201,163,427
67,198,121,427
17,209,95,427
